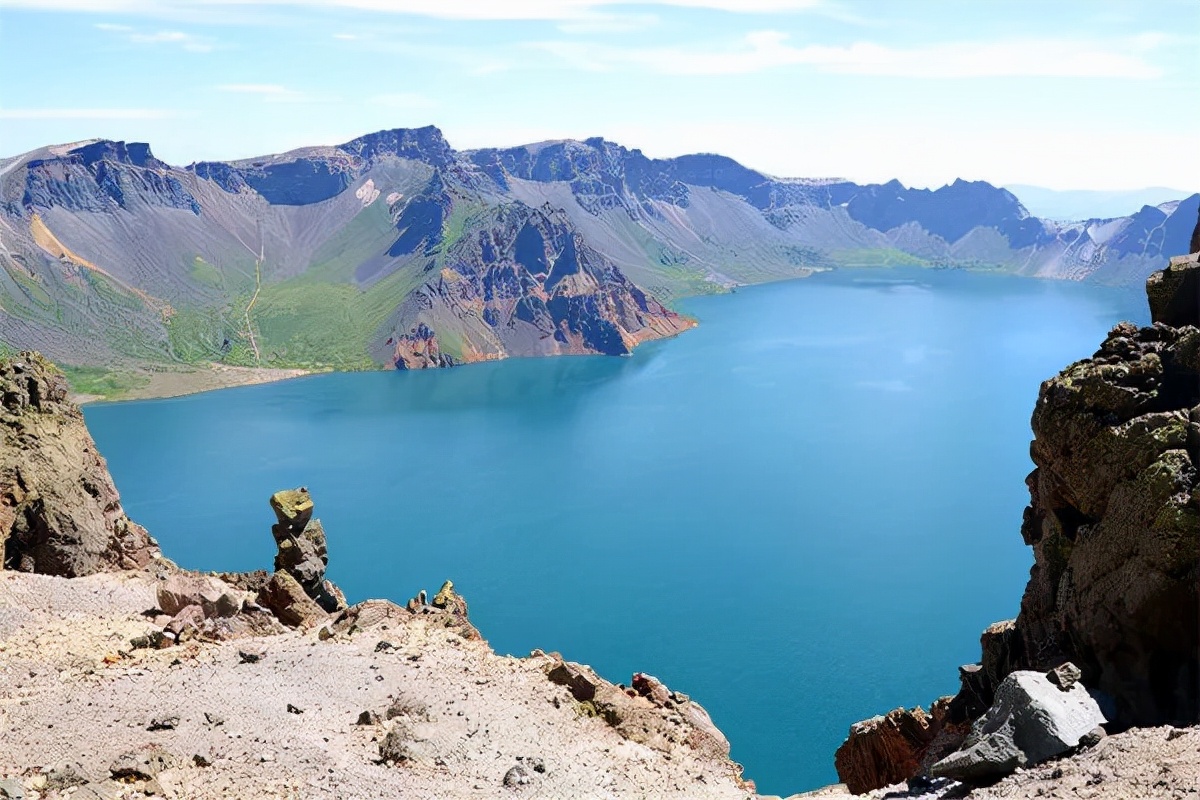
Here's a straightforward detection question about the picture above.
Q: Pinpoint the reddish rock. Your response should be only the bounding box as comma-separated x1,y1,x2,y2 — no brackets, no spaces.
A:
256,570,328,629
834,707,934,794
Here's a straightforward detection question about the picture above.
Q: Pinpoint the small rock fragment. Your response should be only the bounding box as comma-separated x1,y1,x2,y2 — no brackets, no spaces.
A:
1047,663,1082,691
109,746,179,781
503,764,532,788
146,716,180,731
1078,726,1106,748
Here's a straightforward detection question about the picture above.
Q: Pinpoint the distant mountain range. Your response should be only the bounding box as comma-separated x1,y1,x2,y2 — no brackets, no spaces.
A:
1003,185,1193,221
0,126,1194,376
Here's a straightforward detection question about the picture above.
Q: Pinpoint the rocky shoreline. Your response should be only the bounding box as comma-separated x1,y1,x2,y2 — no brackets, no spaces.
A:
1,226,1198,797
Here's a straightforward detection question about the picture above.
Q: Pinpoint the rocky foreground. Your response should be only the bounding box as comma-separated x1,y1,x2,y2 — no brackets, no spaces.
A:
1,234,1198,798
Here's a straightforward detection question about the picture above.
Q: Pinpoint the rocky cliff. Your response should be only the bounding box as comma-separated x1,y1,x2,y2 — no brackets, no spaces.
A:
834,227,1200,793
0,352,160,576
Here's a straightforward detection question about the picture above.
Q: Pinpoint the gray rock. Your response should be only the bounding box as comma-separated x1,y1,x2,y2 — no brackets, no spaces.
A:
503,763,532,788
1079,726,1106,748
1047,663,1082,691
930,669,1106,782
109,746,179,781
0,779,24,799
43,760,90,790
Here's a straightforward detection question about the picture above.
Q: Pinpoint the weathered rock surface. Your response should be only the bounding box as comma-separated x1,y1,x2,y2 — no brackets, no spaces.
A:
156,572,248,618
0,352,160,576
256,569,329,629
835,707,935,794
1016,294,1199,725
929,668,1106,782
1147,252,1200,327
269,487,346,614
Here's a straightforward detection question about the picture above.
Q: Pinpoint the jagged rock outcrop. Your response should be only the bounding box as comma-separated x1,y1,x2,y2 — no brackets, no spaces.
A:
832,698,970,795
0,352,160,576
392,323,454,369
377,202,695,368
1146,252,1200,328
1014,253,1198,726
543,655,735,765
267,487,346,613
834,707,935,794
835,235,1200,793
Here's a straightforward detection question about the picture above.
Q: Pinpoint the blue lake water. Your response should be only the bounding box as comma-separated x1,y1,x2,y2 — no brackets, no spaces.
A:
84,268,1148,795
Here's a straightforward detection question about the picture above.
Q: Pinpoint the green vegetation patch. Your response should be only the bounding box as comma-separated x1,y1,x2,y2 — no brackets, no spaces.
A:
188,256,224,287
8,268,54,310
252,262,427,369
830,248,932,267
167,305,234,364
305,201,398,283
60,365,150,400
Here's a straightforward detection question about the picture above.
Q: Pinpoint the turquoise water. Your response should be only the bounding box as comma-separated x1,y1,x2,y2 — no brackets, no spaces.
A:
84,268,1147,795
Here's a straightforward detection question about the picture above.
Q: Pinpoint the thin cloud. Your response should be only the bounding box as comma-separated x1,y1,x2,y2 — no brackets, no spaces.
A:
215,84,325,103
0,108,187,119
0,0,832,19
128,30,214,51
93,22,215,52
370,92,438,110
556,12,659,35
532,31,1166,78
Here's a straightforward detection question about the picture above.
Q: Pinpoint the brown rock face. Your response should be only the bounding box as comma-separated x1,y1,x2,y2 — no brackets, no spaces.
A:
1016,308,1199,726
256,570,329,629
834,707,934,794
1146,252,1200,328
0,351,159,576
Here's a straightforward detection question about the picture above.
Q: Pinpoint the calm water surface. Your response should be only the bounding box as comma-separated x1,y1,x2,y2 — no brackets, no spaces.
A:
85,268,1147,794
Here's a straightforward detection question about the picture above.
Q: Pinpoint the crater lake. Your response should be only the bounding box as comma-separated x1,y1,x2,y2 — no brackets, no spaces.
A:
84,267,1148,795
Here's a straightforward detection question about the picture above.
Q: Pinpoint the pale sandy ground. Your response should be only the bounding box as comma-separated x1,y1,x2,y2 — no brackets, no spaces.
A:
72,364,317,405
0,571,753,800
1,570,1196,800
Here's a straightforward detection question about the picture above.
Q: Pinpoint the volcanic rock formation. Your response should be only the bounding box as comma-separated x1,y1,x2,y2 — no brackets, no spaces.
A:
267,486,346,613
0,352,160,576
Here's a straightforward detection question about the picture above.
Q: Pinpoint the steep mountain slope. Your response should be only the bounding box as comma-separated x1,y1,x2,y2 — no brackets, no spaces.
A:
0,128,1193,385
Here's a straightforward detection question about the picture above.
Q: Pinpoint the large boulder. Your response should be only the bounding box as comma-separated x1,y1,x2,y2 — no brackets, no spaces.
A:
156,572,248,618
0,352,159,576
929,667,1106,782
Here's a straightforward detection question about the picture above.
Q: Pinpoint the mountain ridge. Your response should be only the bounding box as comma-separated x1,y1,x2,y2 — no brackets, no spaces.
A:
1,126,1194,393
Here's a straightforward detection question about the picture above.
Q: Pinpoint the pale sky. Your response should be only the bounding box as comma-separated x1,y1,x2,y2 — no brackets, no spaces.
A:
0,0,1196,190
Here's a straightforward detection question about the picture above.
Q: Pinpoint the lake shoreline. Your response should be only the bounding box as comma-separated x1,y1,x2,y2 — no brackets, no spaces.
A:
73,363,319,405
